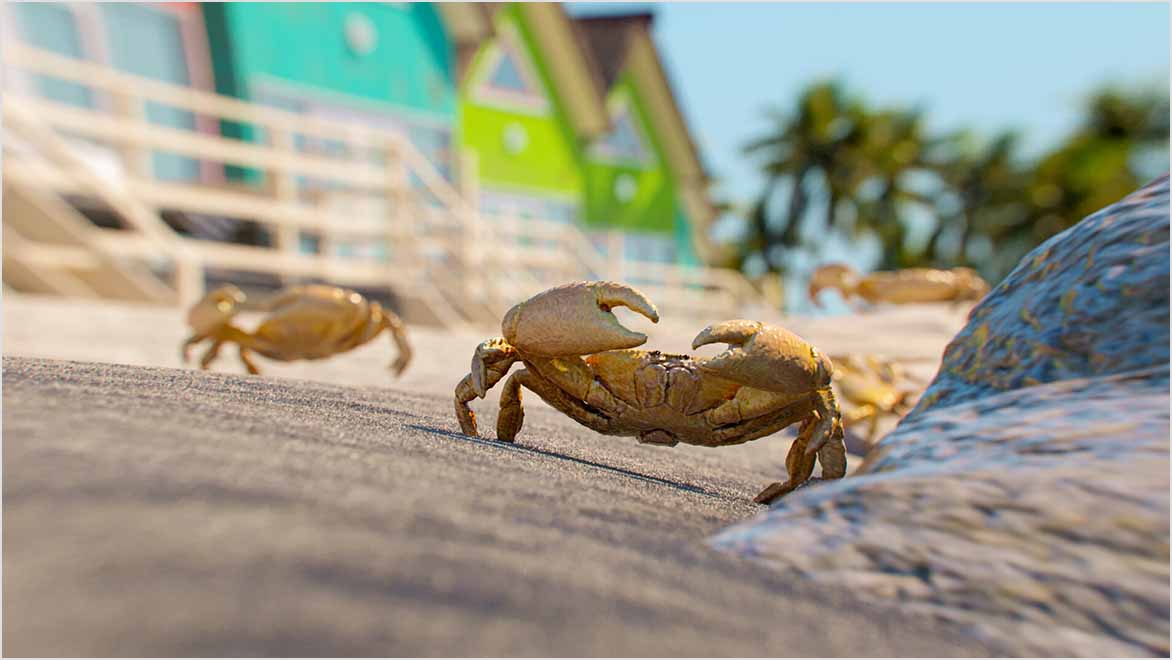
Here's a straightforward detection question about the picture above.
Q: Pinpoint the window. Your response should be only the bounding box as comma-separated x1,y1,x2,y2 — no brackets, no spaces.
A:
469,24,549,114
487,49,529,94
480,190,577,225
101,3,199,182
12,3,94,108
251,81,456,194
592,95,654,167
6,2,216,182
624,232,677,264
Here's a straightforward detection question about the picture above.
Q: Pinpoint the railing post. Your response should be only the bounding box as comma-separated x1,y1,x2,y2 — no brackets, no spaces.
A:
385,138,417,282
269,125,301,284
113,92,153,179
459,148,482,302
174,257,204,309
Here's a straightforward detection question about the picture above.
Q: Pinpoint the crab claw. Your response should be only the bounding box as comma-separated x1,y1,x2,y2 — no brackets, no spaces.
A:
694,320,833,393
807,263,856,307
187,285,245,335
501,281,659,357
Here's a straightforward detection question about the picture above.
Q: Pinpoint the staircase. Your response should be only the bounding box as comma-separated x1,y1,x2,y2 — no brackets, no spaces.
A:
3,181,175,303
2,43,763,328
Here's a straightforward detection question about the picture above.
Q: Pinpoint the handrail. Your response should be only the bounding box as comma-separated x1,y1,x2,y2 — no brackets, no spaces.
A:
3,42,763,324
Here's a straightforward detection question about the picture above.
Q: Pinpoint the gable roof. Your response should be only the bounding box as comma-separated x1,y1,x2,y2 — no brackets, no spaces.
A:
442,2,609,139
574,12,718,258
573,12,652,89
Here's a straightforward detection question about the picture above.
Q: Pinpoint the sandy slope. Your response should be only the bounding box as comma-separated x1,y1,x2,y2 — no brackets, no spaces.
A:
3,356,994,656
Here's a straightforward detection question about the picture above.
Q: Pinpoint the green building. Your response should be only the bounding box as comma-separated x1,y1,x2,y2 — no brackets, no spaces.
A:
457,3,607,227
456,6,716,265
575,12,714,266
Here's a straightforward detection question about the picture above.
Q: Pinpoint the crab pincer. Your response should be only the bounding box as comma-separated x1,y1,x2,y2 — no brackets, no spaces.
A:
693,320,846,502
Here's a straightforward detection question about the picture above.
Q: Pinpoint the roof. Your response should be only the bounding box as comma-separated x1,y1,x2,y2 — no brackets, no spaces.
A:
441,3,610,139
573,12,718,257
572,13,653,89
573,12,708,183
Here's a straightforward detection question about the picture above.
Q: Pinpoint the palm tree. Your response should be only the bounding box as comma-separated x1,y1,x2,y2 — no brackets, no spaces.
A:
740,80,869,272
730,81,1167,286
982,85,1168,276
853,107,939,269
921,130,1025,269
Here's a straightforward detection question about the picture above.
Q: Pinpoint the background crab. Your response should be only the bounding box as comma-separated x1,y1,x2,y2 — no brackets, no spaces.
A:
830,353,924,452
809,263,990,308
182,284,412,377
453,281,847,504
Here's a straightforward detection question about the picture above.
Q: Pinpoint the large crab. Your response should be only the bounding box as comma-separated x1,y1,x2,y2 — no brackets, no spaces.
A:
830,353,923,452
809,263,990,308
453,281,846,504
182,284,412,377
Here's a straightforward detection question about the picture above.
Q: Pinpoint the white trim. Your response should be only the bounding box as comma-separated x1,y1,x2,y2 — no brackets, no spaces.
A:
478,182,578,205
590,88,657,169
467,21,550,117
248,74,454,130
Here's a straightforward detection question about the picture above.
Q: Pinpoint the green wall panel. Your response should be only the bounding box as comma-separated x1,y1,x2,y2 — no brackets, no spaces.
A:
459,5,583,198
584,75,676,234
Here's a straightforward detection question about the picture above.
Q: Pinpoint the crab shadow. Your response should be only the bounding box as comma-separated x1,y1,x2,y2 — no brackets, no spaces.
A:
407,423,729,500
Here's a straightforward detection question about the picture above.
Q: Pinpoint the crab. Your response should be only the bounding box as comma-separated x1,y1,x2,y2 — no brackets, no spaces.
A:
809,263,990,308
181,283,412,377
830,353,923,451
453,281,846,504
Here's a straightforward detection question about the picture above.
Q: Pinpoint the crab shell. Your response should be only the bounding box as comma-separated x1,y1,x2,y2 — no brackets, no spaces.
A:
499,282,831,393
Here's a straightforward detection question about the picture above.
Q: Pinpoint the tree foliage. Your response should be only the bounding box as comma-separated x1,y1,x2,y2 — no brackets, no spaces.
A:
731,80,1170,281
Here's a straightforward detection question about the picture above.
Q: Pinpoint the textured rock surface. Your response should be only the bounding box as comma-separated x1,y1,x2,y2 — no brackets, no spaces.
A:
915,174,1169,410
712,175,1171,656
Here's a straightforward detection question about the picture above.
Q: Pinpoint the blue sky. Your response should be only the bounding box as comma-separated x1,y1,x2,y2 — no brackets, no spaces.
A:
569,2,1170,206
568,2,1168,309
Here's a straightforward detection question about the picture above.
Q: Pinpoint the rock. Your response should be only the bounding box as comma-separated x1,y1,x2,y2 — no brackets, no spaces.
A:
711,175,1170,657
914,174,1169,411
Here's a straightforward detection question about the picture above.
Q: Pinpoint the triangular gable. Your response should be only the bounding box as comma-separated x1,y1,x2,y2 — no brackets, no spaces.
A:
468,22,550,114
575,12,717,258
452,4,608,137
591,91,655,166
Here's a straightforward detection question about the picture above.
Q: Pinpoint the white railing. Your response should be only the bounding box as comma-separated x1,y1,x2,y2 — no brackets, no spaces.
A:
2,43,762,326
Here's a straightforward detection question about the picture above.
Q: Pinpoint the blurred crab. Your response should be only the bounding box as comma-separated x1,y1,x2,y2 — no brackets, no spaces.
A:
809,263,990,308
454,281,846,504
182,284,412,377
830,353,924,452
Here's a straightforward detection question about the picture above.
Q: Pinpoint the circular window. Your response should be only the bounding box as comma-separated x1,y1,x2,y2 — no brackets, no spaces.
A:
345,13,378,57
614,174,638,203
503,123,529,155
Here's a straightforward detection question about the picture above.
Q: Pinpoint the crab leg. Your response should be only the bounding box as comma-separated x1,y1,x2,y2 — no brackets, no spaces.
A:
754,418,820,504
181,333,204,363
843,403,881,443
454,338,519,436
238,346,261,375
507,366,614,436
496,369,529,441
198,339,224,370
382,312,413,377
708,397,814,446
